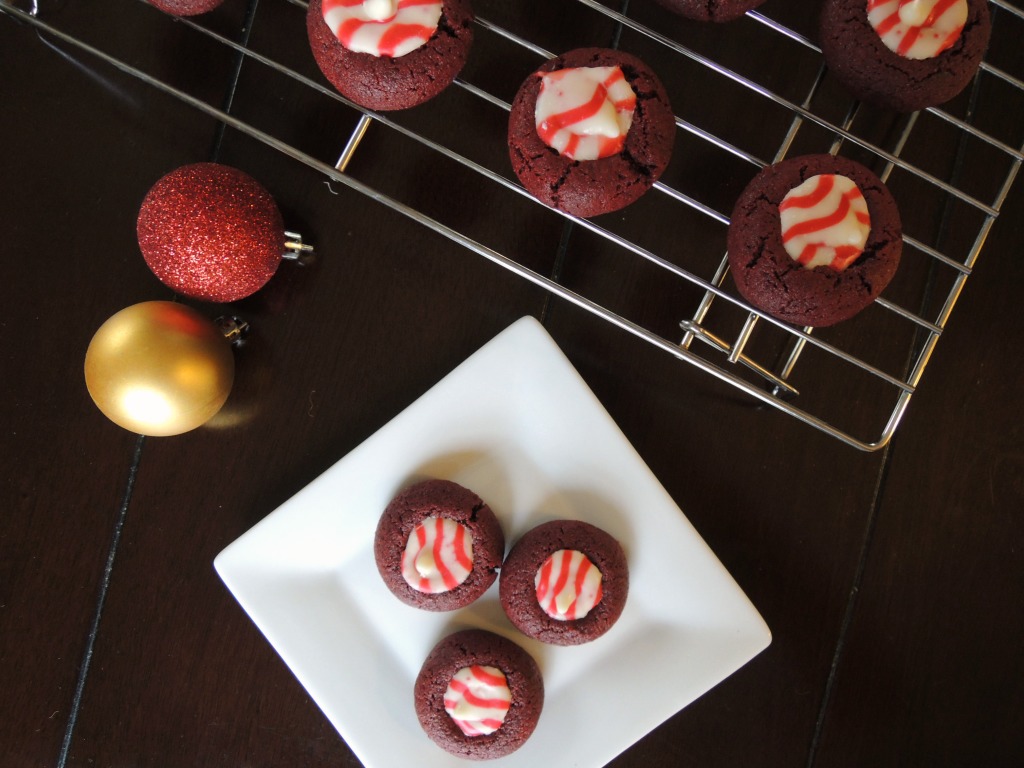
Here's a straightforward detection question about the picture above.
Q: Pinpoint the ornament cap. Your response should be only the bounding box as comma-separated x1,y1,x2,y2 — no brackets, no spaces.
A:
216,315,250,345
282,230,315,264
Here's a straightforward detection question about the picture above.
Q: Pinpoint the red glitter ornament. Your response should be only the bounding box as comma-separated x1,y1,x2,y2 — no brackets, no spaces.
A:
147,0,226,16
137,163,286,303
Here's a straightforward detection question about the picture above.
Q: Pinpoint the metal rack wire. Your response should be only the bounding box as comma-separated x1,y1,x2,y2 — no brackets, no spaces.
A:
5,0,1022,450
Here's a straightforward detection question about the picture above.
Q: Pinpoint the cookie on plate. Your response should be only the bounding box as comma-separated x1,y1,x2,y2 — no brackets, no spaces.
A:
499,520,628,646
653,0,767,22
414,629,544,759
307,0,474,111
727,153,902,327
374,479,504,611
820,0,991,113
508,47,675,218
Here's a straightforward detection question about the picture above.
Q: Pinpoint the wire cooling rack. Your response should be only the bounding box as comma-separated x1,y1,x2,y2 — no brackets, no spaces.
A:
4,0,1023,450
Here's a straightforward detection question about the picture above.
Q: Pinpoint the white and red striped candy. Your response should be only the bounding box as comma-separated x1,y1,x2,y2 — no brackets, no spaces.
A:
778,174,871,271
401,516,474,594
322,0,442,58
535,66,637,161
534,549,603,621
867,0,967,60
444,665,511,737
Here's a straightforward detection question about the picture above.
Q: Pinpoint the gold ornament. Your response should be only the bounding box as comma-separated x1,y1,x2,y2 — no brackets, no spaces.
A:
84,301,235,436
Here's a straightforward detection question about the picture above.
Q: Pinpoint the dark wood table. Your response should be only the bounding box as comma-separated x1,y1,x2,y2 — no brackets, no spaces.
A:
3,1,1022,766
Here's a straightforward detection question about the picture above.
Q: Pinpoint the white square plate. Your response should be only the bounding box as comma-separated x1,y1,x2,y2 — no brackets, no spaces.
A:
215,316,770,767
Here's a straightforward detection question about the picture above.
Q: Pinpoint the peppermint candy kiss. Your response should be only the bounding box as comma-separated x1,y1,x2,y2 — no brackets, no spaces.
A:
535,66,637,161
535,549,604,621
778,174,871,271
867,0,968,60
401,516,474,593
322,0,442,58
444,665,512,737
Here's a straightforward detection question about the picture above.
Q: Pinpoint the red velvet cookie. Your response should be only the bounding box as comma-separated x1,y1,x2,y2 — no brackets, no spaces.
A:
727,153,902,327
499,520,628,646
508,47,675,218
820,0,991,113
374,479,504,611
653,0,767,22
307,0,474,111
147,0,223,15
414,629,544,759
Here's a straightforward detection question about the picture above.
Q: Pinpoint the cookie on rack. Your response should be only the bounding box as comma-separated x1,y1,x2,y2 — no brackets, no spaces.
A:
374,479,505,611
727,153,902,328
499,520,629,646
147,0,224,15
653,0,768,22
507,47,675,218
307,0,473,111
819,0,991,113
414,629,544,759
